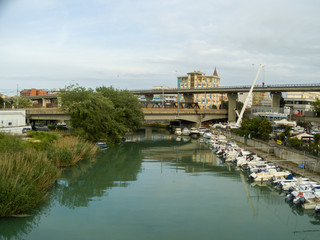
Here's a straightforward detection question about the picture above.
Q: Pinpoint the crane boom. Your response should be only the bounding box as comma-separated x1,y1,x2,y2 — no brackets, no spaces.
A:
236,64,264,127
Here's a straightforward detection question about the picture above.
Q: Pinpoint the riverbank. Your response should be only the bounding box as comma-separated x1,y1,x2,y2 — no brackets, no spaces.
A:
217,129,320,182
0,132,98,217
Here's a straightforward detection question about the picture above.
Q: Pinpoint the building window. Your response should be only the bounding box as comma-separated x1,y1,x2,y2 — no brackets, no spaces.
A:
8,122,12,126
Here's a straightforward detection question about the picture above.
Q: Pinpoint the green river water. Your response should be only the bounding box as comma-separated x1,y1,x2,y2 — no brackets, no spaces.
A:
0,130,320,240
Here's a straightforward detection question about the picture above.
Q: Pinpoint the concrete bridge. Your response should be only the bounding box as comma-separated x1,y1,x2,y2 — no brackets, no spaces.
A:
26,108,70,123
25,108,227,126
24,83,320,123
131,83,320,122
143,108,227,125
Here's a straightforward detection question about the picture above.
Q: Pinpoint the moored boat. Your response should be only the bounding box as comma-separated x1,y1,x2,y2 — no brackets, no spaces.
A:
175,128,182,136
190,127,200,136
182,128,191,136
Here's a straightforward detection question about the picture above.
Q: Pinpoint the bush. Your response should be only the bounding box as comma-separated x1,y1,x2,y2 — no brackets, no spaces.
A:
0,133,28,153
288,137,303,149
27,131,60,150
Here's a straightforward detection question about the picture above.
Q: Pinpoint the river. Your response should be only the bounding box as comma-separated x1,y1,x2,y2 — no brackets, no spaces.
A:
0,130,319,240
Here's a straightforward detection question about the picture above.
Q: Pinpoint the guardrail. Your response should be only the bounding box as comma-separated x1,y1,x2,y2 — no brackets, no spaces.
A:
131,83,320,93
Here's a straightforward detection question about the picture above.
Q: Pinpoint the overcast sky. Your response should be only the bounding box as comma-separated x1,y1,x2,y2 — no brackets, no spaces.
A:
0,0,319,95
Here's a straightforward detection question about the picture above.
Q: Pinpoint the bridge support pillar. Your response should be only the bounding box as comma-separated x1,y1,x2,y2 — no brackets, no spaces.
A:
271,92,281,110
37,98,46,108
227,93,238,122
145,94,154,108
42,98,46,108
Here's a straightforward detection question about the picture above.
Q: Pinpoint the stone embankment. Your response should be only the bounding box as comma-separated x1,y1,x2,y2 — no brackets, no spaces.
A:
219,130,320,183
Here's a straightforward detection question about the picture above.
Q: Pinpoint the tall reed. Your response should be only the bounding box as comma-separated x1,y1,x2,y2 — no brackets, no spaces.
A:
47,136,98,167
0,149,60,217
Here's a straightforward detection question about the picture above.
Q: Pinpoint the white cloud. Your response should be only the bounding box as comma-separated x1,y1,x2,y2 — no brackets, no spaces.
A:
0,0,320,93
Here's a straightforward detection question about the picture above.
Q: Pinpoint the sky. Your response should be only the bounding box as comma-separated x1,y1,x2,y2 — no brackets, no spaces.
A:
0,0,319,95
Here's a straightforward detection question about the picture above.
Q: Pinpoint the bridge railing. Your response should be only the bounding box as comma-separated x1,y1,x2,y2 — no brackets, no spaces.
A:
132,83,320,92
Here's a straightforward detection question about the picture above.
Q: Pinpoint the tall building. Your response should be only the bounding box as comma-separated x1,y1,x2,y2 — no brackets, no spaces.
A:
20,88,47,97
252,92,270,106
177,68,220,109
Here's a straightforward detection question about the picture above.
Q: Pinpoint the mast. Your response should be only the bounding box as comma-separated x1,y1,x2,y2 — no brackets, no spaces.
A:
236,64,264,127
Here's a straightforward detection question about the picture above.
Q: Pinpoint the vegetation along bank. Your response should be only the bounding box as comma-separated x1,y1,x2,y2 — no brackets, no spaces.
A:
0,85,144,217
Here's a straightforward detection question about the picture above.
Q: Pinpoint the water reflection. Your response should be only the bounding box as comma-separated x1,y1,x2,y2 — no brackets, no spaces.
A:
1,131,320,240
0,198,52,240
53,143,143,209
125,127,172,142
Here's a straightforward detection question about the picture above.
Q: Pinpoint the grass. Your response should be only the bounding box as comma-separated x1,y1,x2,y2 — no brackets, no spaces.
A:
0,149,60,217
47,136,98,167
0,132,98,217
26,131,60,150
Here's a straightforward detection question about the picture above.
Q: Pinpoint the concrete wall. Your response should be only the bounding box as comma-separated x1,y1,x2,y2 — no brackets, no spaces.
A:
0,109,30,134
0,110,26,127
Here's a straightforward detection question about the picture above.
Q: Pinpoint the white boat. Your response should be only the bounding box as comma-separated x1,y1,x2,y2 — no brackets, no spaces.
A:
96,141,109,150
175,128,182,135
203,130,213,139
302,196,320,210
182,128,190,136
190,127,200,136
198,127,206,135
249,169,291,182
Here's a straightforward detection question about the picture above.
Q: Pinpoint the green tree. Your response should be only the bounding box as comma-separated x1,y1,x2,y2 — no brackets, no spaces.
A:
220,101,228,110
59,85,144,144
258,118,272,141
13,97,33,108
96,86,144,132
311,98,320,116
220,101,244,110
280,97,285,108
239,119,250,137
288,137,303,149
59,84,94,111
248,118,262,138
68,93,122,143
236,101,244,110
314,133,320,154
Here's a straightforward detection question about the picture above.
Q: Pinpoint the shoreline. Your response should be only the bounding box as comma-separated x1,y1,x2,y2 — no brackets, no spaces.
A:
229,136,320,183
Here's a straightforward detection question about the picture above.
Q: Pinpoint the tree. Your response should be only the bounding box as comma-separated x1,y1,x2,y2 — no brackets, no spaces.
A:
219,100,244,110
96,86,144,132
311,98,320,116
258,118,272,141
59,85,144,144
219,101,228,110
314,133,320,155
238,117,272,141
288,137,303,149
0,97,3,108
13,97,33,108
280,97,285,108
59,84,94,111
236,101,244,110
68,93,123,143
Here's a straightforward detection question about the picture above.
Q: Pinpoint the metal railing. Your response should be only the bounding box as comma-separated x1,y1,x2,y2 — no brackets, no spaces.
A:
131,83,320,93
